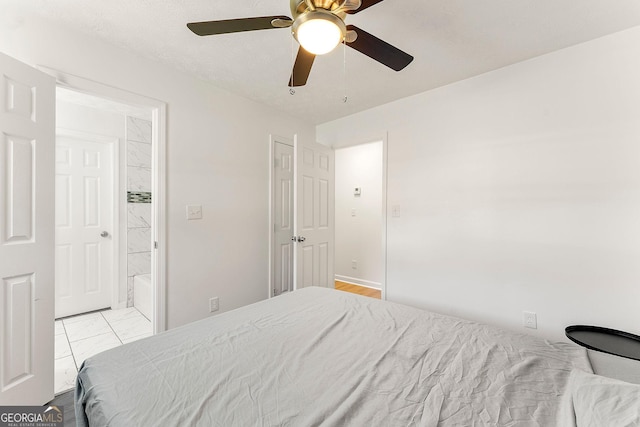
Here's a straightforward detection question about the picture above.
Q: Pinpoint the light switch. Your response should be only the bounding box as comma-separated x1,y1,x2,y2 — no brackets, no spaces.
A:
186,205,202,220
354,187,361,196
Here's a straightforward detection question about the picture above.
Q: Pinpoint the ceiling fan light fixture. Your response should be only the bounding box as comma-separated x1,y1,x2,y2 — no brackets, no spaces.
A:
293,10,346,55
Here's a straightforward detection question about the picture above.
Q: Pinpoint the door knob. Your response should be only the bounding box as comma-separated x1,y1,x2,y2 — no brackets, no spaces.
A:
297,236,306,242
291,236,297,241
100,231,110,238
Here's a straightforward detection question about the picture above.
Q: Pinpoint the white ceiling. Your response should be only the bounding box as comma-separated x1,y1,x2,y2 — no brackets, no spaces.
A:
7,0,640,124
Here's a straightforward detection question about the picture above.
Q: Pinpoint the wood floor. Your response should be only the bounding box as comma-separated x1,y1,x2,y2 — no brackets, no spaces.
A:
335,280,381,299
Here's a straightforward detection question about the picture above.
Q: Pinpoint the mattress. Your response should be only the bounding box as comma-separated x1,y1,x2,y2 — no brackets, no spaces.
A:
75,287,591,426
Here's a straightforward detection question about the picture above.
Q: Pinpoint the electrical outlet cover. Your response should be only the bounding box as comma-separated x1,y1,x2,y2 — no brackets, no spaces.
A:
209,297,219,312
523,311,537,329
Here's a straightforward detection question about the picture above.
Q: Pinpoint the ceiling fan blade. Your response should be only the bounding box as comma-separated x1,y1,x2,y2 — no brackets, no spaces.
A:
288,47,316,87
345,25,413,71
335,0,361,13
187,16,292,36
345,0,384,14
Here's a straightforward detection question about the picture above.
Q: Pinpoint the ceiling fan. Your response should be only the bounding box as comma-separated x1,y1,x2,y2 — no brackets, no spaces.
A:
187,0,413,87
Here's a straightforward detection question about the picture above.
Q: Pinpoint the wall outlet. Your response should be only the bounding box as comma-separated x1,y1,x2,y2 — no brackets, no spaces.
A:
209,297,219,313
392,205,401,218
351,260,357,269
523,311,537,329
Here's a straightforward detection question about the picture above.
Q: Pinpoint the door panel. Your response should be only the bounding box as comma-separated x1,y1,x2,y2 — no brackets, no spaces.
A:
318,242,328,285
3,274,33,387
301,245,314,287
302,176,313,228
55,174,71,227
0,52,55,405
319,178,329,227
294,138,334,289
84,175,100,226
5,136,34,241
84,242,100,292
55,136,114,318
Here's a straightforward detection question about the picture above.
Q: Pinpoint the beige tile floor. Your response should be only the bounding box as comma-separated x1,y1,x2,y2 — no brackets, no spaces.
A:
54,307,152,394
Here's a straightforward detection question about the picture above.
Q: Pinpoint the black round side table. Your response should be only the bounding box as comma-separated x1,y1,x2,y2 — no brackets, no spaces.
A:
565,325,640,361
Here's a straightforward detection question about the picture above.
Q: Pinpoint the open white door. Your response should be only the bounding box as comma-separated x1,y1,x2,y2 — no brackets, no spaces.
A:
293,137,334,289
0,53,56,404
272,139,294,296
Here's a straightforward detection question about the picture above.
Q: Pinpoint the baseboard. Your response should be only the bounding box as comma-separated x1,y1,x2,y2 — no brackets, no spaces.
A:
334,275,381,290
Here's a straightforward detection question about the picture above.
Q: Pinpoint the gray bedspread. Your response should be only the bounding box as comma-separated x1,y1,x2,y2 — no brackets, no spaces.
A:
75,287,591,426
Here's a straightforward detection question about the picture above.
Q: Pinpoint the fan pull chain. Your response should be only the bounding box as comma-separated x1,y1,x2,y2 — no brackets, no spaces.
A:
290,33,296,95
342,38,348,103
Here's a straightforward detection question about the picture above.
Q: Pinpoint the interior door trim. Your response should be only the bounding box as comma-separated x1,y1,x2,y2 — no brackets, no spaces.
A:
329,134,388,300
39,66,168,333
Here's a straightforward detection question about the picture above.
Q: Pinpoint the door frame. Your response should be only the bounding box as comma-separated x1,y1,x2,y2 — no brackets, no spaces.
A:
269,135,337,295
41,66,168,333
55,128,119,316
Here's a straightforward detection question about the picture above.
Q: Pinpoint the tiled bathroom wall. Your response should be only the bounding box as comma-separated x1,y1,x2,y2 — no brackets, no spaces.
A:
126,116,152,307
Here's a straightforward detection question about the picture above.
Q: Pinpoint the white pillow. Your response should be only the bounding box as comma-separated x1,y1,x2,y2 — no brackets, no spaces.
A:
559,369,640,427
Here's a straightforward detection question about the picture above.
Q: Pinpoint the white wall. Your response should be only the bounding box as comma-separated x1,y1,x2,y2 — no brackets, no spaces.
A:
0,11,315,329
318,26,640,341
334,142,383,288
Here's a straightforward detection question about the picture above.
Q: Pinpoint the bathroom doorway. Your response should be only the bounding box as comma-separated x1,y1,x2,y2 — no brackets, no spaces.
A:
52,84,163,394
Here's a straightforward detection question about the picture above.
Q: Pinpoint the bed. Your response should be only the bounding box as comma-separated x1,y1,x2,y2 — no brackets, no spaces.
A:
75,286,604,426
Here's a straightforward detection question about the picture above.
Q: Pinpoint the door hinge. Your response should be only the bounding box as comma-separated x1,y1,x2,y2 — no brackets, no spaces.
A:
154,241,158,249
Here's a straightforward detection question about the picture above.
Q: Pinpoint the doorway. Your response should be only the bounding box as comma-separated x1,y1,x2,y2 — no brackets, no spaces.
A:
269,136,385,299
333,140,385,299
269,135,335,296
52,86,161,394
0,53,167,404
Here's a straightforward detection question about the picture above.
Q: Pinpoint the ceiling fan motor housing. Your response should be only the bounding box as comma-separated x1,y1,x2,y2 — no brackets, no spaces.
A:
291,0,347,18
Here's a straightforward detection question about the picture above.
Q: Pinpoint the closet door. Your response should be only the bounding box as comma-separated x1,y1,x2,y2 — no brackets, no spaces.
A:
293,138,334,289
272,139,294,296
